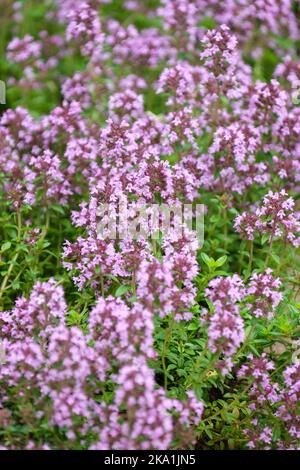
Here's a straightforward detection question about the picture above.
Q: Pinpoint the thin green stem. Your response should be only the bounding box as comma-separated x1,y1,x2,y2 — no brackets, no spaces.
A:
0,210,22,302
132,270,136,296
187,345,209,382
237,324,255,356
161,312,176,391
238,244,245,275
265,222,277,269
265,236,274,268
40,211,50,239
99,265,105,298
16,210,22,240
246,240,253,279
0,252,19,302
222,207,228,252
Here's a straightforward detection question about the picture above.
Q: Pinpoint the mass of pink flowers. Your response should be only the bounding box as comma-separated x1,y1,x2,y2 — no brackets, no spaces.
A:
0,0,300,451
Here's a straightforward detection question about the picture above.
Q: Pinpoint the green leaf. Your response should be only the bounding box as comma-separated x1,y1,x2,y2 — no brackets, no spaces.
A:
177,369,187,377
105,274,120,284
115,284,131,297
201,253,215,269
200,252,211,265
215,255,227,267
51,205,65,215
1,241,11,253
271,253,280,265
232,408,240,419
11,280,20,290
261,233,269,245
194,384,203,400
198,16,217,30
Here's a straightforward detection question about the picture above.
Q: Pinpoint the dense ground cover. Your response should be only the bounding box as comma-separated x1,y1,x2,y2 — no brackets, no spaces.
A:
0,0,300,450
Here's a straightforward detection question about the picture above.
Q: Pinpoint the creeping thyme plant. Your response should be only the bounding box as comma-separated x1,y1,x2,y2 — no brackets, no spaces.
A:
0,0,300,450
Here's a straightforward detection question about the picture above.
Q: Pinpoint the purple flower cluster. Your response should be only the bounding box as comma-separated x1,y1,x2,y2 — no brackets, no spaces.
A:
238,355,300,449
66,1,104,59
246,269,283,320
0,281,203,449
205,275,245,374
2,0,300,451
235,190,300,247
204,269,283,374
197,0,299,51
